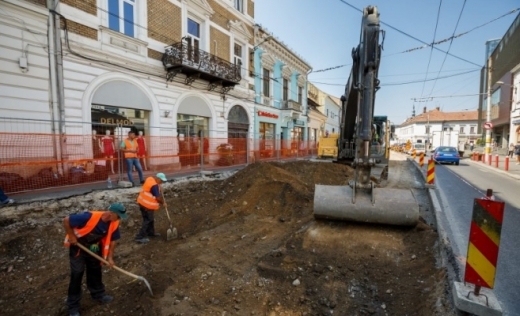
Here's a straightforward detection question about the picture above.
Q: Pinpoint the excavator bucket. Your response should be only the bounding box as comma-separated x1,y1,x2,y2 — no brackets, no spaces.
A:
313,156,420,227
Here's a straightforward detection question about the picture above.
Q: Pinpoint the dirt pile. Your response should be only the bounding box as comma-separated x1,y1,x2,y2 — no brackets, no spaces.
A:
0,161,452,315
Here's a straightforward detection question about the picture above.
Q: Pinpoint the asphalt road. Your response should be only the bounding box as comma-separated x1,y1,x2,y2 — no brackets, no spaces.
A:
429,159,520,316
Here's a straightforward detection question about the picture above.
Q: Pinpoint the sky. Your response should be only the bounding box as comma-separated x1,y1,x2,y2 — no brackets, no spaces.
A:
255,0,519,125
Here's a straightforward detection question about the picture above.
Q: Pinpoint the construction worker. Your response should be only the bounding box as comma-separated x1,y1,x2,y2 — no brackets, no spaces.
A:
135,172,168,243
63,203,127,316
120,130,144,186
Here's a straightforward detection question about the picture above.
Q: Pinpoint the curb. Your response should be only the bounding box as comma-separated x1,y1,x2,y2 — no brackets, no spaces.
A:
408,157,503,316
465,159,520,180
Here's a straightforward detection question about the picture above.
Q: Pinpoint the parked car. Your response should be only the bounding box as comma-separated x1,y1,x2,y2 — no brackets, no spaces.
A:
432,146,460,165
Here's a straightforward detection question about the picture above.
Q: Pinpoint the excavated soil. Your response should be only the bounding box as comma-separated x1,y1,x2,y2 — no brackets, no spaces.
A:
0,161,453,316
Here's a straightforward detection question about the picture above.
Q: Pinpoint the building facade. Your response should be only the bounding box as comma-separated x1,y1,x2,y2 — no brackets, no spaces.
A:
479,12,520,148
0,0,257,172
395,108,479,146
252,24,312,155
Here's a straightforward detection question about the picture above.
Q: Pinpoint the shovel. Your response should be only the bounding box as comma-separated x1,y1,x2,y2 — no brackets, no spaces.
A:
75,243,153,296
159,186,178,241
163,202,178,241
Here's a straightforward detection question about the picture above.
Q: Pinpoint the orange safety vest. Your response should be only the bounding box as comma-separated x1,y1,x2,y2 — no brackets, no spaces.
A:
124,139,138,158
137,177,161,210
63,211,120,259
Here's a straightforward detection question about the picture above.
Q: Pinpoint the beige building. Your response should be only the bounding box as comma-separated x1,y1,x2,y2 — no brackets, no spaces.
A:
0,0,257,173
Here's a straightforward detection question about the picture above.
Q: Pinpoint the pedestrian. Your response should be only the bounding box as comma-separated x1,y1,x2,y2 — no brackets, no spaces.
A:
135,173,168,243
120,130,144,186
508,143,515,158
515,142,520,165
470,141,474,152
0,187,15,205
63,203,128,316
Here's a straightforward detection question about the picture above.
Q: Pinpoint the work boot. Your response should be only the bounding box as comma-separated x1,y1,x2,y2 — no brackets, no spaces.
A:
94,294,113,304
135,237,149,244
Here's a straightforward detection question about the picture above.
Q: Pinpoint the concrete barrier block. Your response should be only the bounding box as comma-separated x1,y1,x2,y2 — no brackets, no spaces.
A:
452,282,502,316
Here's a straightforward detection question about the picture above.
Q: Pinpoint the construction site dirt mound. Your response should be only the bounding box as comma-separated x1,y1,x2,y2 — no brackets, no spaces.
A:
0,161,453,316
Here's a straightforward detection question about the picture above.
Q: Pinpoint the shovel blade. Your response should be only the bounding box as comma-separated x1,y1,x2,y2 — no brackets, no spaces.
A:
167,227,178,241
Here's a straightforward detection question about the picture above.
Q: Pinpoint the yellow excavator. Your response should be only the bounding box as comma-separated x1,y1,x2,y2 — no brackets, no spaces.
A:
313,6,419,226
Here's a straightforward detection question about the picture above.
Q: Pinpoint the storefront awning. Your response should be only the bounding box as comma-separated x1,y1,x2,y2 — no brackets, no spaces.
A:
92,80,152,111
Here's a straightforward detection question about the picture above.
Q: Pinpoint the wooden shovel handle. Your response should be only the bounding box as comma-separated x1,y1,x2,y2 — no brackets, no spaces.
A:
75,243,142,280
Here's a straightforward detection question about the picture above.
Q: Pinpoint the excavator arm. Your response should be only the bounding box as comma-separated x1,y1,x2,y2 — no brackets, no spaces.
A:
313,6,419,227
338,6,382,189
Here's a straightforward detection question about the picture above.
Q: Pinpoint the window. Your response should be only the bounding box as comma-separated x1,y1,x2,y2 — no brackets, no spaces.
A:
263,68,270,97
470,126,475,134
298,86,303,104
187,18,200,62
326,109,329,117
459,126,464,134
234,0,244,12
108,0,135,37
283,78,288,101
234,43,243,76
425,126,430,134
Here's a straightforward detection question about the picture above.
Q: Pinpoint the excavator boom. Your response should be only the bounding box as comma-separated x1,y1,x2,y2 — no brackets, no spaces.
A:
314,6,419,227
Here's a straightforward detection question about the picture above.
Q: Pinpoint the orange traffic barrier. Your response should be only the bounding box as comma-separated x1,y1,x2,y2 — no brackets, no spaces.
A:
464,189,504,294
426,159,435,185
495,155,499,168
505,156,509,171
412,149,416,159
419,152,424,167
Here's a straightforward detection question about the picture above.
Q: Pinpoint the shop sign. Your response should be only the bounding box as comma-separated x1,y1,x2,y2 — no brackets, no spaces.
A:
100,118,134,125
258,111,279,119
294,119,305,126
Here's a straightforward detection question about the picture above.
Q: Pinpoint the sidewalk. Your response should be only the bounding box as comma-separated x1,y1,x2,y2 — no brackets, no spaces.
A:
462,150,520,180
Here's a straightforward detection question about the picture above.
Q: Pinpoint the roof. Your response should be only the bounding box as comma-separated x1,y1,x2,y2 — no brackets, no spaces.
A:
399,108,479,127
328,96,341,106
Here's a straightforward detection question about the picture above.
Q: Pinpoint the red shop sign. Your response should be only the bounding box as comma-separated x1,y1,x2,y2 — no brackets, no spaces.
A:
258,111,279,119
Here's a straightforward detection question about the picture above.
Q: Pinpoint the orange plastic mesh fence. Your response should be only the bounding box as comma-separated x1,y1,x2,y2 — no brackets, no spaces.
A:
0,133,317,194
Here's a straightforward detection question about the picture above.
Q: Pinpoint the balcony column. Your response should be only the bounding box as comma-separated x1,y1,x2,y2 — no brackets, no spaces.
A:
254,49,263,104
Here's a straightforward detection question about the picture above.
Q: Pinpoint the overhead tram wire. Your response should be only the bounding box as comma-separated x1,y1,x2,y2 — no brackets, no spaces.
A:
337,0,481,68
310,68,480,86
426,0,467,101
419,0,443,103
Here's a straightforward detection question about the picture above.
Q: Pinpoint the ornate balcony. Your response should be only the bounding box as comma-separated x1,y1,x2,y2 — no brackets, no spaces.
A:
281,100,303,119
162,41,241,92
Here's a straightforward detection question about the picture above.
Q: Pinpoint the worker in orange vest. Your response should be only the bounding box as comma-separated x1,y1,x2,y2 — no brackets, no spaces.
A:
63,203,128,316
120,130,144,186
135,173,167,244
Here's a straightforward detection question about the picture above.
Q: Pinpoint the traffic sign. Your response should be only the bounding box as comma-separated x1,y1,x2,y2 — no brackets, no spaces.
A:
483,122,494,130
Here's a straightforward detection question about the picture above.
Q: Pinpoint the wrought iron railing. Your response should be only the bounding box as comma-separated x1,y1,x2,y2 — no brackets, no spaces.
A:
162,41,241,83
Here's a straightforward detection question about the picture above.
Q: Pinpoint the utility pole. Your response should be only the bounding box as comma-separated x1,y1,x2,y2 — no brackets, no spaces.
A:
484,56,492,164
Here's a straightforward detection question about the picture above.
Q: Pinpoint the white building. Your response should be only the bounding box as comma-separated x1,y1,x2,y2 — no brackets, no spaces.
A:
396,107,479,146
0,0,257,176
323,96,341,135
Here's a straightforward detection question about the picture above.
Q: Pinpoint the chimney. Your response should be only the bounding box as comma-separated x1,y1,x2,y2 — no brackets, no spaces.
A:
435,106,440,111
423,107,426,113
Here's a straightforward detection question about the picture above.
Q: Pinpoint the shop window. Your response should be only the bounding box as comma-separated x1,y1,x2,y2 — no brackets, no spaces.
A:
108,0,135,37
